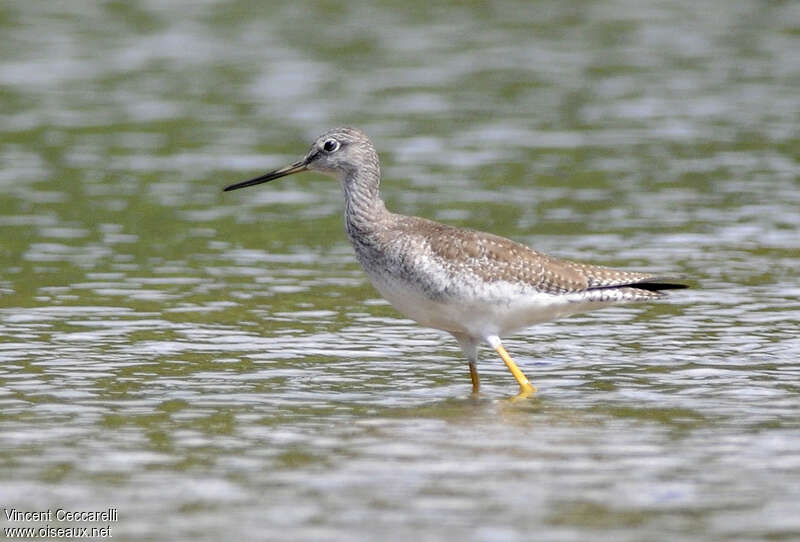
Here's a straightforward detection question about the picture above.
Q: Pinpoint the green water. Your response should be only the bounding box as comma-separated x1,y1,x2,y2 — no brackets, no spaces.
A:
1,1,799,540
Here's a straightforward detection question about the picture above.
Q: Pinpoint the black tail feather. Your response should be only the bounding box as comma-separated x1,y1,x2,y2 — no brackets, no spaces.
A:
588,281,689,293
627,282,689,292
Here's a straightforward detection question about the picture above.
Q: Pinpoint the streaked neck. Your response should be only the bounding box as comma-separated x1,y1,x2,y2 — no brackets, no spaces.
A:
342,164,389,240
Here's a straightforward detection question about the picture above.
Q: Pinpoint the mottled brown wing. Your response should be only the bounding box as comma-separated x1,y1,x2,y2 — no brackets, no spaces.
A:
410,216,661,294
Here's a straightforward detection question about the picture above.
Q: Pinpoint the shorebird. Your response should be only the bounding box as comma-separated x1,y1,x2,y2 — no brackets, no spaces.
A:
224,127,686,398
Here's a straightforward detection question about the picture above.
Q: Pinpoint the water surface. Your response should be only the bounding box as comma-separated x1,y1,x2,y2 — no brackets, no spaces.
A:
1,1,799,540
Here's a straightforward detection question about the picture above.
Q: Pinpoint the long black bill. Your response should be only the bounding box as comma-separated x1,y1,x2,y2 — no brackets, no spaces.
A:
223,160,307,192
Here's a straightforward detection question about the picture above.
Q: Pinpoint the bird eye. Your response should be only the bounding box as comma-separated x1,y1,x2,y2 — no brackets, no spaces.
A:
323,139,340,152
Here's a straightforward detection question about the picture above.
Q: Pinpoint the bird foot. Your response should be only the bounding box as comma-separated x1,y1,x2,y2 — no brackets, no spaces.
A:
509,383,537,402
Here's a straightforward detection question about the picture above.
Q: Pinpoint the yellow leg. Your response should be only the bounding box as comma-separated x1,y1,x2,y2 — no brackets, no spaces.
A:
469,361,480,393
494,344,537,397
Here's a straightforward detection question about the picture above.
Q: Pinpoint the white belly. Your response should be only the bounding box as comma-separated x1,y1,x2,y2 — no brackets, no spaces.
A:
365,270,593,340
